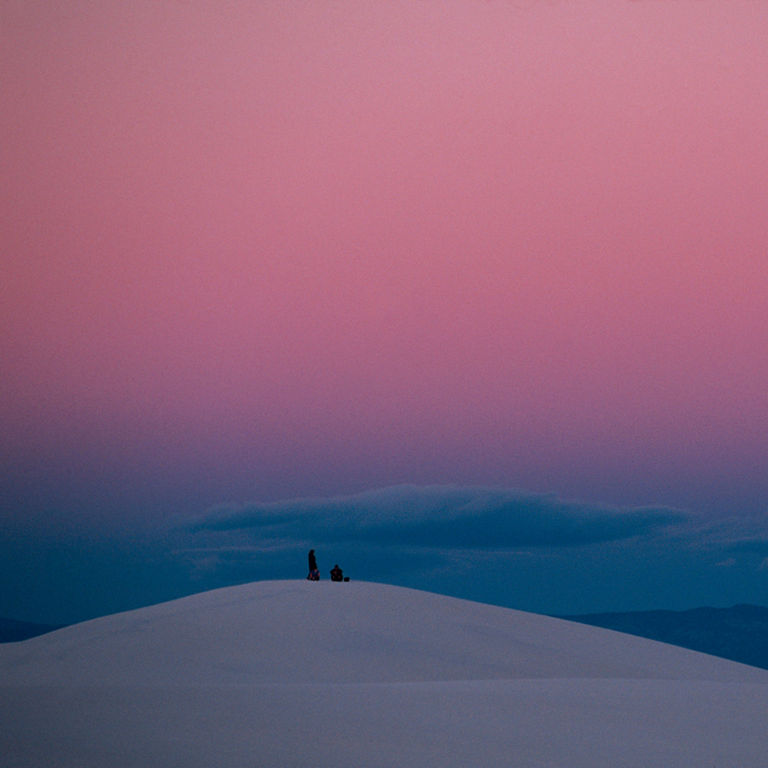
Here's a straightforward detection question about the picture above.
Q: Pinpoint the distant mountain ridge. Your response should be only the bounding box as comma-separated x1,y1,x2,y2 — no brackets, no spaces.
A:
0,617,65,643
559,604,768,671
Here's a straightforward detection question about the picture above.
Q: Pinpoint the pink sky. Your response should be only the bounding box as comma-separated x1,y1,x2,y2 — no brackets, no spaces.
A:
2,0,767,519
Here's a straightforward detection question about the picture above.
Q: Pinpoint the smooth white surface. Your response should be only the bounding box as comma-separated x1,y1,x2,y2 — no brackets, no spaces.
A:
3,581,768,767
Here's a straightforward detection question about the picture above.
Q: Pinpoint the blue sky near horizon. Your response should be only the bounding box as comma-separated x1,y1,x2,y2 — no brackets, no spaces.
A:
2,484,767,625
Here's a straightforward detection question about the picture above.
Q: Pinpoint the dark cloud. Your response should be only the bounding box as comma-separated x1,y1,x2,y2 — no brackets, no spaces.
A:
189,484,688,550
171,486,713,613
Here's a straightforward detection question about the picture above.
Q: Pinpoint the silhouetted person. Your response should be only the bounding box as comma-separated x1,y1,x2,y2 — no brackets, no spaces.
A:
307,549,319,581
330,564,343,582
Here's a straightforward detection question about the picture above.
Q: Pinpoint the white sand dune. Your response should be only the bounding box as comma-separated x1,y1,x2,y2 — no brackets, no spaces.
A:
2,581,767,767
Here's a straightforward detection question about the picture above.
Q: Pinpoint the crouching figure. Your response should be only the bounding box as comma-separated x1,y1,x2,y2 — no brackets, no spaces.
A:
330,564,344,582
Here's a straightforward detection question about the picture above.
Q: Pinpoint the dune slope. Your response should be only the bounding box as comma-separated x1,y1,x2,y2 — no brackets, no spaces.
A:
2,581,767,767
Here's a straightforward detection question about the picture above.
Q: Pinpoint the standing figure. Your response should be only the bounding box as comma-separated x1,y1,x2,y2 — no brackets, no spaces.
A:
307,549,320,581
